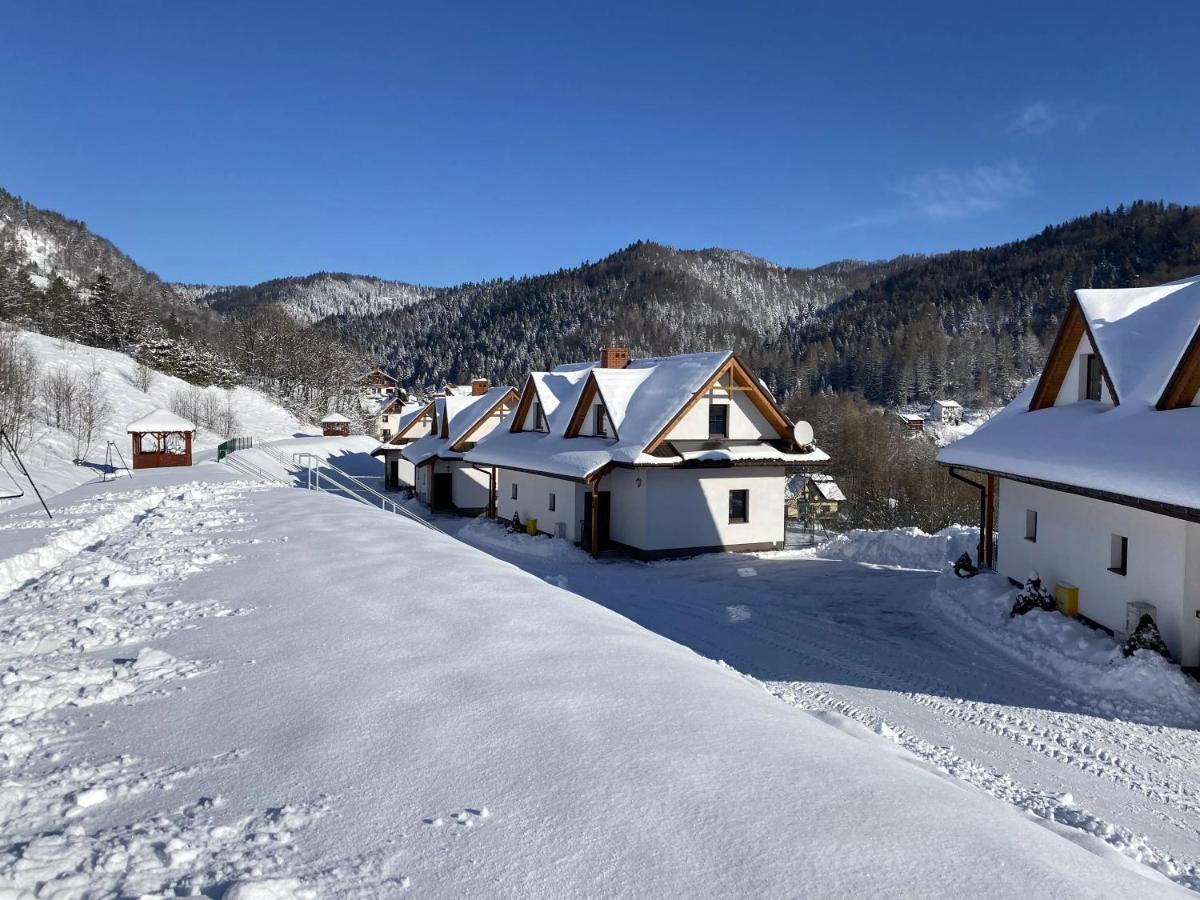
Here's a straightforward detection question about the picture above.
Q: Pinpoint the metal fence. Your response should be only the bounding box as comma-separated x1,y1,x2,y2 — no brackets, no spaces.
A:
216,436,253,461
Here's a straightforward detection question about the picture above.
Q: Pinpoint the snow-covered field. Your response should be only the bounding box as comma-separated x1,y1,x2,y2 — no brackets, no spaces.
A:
3,462,1197,897
2,331,312,506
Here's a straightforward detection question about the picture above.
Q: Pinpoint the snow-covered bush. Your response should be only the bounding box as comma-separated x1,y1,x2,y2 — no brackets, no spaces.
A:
1123,615,1171,660
1009,573,1056,618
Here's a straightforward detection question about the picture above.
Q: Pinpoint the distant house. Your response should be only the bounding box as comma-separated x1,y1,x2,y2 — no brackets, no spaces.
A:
938,274,1200,667
928,400,963,425
786,473,845,520
356,368,398,396
368,395,418,441
400,379,518,513
371,400,438,490
465,347,828,558
896,412,925,432
321,413,351,437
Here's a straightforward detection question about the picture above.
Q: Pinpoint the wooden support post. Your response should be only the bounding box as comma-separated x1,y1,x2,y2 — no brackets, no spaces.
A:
590,478,600,559
984,474,996,569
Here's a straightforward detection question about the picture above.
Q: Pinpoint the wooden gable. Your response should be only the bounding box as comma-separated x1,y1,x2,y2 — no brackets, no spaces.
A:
646,355,792,453
450,388,519,451
1157,321,1200,410
509,375,538,433
389,401,435,442
1029,300,1119,411
564,373,606,438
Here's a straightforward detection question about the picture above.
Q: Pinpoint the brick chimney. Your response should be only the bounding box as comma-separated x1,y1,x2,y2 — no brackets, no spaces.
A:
600,346,630,369
471,377,490,396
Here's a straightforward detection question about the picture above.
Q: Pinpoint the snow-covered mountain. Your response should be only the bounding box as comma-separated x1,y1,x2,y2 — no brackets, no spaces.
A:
178,273,437,324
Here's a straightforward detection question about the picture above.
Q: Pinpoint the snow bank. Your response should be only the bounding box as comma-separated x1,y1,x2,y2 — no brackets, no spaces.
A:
933,572,1200,726
814,524,977,571
452,516,591,562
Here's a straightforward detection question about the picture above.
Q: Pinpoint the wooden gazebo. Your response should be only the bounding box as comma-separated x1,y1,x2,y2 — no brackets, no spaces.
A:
321,413,351,437
127,409,196,470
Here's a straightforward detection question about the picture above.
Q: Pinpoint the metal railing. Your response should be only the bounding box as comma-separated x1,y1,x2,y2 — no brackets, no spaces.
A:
221,451,292,486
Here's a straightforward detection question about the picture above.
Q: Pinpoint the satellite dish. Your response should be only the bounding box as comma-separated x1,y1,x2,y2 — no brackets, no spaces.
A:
792,420,814,449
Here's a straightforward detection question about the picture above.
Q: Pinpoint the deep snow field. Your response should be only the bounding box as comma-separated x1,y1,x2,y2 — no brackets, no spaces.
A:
1,443,1199,897
1,331,311,507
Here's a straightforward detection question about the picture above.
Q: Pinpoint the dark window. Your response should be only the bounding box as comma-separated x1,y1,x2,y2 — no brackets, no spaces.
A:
709,403,729,438
1085,354,1103,402
594,405,608,436
729,489,749,523
1024,509,1037,542
382,430,391,440
1109,534,1128,575
511,483,518,500
549,492,556,511
534,402,547,432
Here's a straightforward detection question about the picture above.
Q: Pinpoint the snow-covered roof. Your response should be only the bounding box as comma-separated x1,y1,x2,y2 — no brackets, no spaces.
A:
127,409,196,433
466,351,824,479
897,413,925,423
1076,274,1200,404
786,473,845,502
321,412,351,424
402,387,514,465
939,275,1200,513
932,400,962,409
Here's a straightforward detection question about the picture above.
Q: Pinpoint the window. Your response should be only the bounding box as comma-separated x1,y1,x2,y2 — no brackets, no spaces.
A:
1109,534,1128,575
1085,354,1103,402
729,489,749,524
534,401,547,432
511,483,518,500
548,492,556,511
1024,509,1037,542
709,403,729,438
594,405,608,436
382,430,391,440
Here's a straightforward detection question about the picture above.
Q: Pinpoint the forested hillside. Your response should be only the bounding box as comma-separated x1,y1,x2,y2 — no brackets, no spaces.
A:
0,188,366,421
327,242,914,389
181,272,435,324
780,202,1200,405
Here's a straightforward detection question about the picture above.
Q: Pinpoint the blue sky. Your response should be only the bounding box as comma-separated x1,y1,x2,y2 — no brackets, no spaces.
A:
2,1,1197,286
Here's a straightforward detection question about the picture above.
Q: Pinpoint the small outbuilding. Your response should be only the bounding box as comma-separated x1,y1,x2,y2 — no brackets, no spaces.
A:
321,413,352,437
127,409,196,470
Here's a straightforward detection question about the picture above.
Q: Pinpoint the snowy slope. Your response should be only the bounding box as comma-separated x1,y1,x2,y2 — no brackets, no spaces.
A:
3,331,311,507
181,274,437,324
0,466,1189,897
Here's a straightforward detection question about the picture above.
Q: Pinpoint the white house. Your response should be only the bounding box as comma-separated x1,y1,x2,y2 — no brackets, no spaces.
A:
938,275,1200,667
400,380,517,513
464,347,828,558
928,399,962,425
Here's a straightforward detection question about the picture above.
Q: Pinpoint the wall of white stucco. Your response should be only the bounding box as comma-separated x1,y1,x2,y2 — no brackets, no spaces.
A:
998,479,1194,665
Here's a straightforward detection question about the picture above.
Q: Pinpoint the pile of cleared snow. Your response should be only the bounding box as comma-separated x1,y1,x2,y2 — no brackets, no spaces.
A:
933,572,1200,727
3,331,312,507
452,516,590,562
814,525,977,571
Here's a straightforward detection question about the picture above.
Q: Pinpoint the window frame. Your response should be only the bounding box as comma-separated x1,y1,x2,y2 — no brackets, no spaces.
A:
534,401,547,432
728,489,749,524
548,492,556,512
594,404,608,437
1109,533,1128,576
511,483,518,500
1084,353,1103,402
1024,509,1037,542
709,402,729,439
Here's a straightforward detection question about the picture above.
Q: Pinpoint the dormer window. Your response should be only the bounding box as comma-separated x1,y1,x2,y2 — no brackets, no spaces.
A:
1084,354,1103,402
534,401,548,432
709,403,729,439
594,405,608,437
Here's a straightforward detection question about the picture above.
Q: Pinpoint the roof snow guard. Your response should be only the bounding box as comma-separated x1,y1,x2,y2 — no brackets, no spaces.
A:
939,274,1200,519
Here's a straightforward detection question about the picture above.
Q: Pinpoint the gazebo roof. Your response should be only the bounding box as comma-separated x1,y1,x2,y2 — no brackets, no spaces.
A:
321,412,352,423
127,409,197,433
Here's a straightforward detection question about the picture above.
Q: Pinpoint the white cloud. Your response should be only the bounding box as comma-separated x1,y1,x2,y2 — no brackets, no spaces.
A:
1012,101,1056,135
894,161,1033,219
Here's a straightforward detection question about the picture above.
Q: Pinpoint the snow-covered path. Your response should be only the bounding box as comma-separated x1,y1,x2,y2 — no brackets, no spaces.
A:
446,519,1200,892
